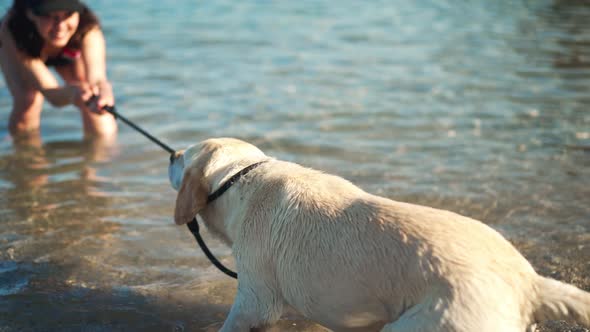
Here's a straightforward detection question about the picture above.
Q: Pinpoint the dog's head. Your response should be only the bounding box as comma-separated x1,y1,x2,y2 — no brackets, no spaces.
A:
169,137,267,225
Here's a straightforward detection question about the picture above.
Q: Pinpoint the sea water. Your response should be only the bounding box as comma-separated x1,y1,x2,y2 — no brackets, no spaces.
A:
0,0,588,330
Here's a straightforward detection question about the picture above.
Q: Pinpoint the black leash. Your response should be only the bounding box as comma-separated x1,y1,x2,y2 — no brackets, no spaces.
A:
190,159,268,279
103,105,175,154
187,218,237,279
102,105,238,279
206,161,268,204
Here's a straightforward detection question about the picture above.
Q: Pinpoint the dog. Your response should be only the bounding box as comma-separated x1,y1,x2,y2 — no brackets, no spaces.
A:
168,137,590,332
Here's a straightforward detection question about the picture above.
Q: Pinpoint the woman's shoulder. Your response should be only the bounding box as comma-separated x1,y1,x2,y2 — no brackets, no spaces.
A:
78,25,104,46
68,13,103,51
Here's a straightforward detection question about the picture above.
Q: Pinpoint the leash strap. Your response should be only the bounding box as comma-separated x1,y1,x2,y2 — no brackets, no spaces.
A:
194,160,268,278
207,161,268,203
102,103,238,278
102,105,175,154
187,218,238,279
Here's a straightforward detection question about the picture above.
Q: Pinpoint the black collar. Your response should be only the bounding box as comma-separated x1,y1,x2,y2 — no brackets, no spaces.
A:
206,161,268,203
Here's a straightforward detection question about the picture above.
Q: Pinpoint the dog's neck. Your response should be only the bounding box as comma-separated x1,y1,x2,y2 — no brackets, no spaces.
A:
200,159,270,245
207,161,268,204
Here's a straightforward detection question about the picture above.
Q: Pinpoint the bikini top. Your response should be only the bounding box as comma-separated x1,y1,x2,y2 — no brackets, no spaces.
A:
45,47,81,67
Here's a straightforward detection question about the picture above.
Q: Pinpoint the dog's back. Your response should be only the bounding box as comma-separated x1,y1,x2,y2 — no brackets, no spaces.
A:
244,160,590,331
172,138,590,332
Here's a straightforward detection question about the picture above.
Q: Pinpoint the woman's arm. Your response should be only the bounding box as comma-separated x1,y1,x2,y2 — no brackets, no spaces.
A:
81,27,114,110
26,57,91,107
0,23,91,108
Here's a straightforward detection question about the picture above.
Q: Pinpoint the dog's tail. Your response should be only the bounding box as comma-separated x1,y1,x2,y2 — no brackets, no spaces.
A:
532,276,590,327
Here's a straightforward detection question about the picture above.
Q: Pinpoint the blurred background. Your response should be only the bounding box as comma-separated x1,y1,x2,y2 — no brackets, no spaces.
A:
0,0,589,331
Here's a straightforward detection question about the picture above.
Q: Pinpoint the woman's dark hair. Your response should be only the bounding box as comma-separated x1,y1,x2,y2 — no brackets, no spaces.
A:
6,1,100,58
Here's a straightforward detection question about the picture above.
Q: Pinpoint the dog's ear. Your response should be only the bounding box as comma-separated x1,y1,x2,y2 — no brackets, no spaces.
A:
174,165,209,225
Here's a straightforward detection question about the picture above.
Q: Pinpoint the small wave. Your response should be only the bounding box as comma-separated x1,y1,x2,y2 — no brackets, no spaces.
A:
0,278,28,296
0,262,29,296
0,261,17,274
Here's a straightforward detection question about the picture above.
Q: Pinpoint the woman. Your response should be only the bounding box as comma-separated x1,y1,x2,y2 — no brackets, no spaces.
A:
0,0,116,138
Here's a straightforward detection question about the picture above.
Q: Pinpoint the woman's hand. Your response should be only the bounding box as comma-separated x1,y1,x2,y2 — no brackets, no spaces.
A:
95,80,114,111
71,82,96,112
76,81,115,114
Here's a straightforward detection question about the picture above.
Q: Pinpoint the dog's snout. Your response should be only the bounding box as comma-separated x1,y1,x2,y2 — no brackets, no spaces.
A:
169,150,186,191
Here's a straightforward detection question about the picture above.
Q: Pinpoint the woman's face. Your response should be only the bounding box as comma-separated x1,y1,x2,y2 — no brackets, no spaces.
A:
26,10,80,48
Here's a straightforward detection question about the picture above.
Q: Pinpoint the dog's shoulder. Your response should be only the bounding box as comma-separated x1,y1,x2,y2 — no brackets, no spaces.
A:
255,160,367,201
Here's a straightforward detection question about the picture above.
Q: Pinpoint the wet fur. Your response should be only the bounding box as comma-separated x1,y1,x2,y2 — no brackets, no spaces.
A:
169,137,590,332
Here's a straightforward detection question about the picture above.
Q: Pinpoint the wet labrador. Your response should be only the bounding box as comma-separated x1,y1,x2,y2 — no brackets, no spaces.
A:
169,137,590,332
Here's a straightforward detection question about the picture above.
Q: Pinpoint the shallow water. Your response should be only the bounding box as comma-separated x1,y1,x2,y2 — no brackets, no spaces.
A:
0,0,589,331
